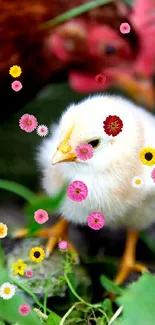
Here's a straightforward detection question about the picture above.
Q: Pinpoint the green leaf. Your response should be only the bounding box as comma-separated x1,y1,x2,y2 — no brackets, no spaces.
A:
115,272,155,325
0,319,5,325
96,317,106,325
0,268,42,325
123,0,133,5
0,179,37,202
100,275,124,296
0,243,4,268
67,273,77,303
40,0,114,29
102,298,113,318
47,311,61,325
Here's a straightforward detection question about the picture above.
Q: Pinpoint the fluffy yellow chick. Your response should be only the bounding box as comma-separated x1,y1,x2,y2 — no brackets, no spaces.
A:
19,95,155,284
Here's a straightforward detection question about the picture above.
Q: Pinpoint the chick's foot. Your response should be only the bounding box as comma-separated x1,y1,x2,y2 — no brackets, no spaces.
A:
13,218,79,259
114,231,148,285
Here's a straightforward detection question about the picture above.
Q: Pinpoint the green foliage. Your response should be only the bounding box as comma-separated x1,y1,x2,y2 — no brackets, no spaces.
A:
0,178,67,236
115,272,155,325
24,184,68,235
0,268,42,325
47,311,61,325
40,0,114,29
0,179,37,202
102,299,113,319
100,275,124,296
67,273,77,303
123,0,134,6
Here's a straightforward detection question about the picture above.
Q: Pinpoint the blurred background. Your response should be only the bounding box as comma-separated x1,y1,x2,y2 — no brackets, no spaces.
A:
1,0,155,300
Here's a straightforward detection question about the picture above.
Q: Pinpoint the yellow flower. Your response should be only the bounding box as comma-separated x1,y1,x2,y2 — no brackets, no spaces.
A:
9,65,22,78
30,247,45,263
140,147,155,166
12,259,27,276
0,223,8,238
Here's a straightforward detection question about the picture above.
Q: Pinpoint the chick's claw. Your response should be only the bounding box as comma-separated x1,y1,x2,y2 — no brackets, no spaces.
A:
114,261,148,285
114,231,149,285
12,218,79,260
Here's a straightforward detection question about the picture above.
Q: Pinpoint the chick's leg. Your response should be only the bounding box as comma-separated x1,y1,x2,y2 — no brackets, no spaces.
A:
114,231,148,285
14,218,79,258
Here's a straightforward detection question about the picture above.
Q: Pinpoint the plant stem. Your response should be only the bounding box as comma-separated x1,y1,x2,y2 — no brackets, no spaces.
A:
64,272,100,309
33,308,48,321
98,308,110,324
9,276,51,313
60,302,82,325
40,0,114,29
0,180,37,202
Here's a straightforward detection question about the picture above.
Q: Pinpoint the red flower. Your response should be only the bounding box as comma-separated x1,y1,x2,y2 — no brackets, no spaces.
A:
103,115,123,137
95,74,106,84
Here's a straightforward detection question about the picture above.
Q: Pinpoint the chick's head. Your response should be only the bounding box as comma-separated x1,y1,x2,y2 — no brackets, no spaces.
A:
52,95,143,177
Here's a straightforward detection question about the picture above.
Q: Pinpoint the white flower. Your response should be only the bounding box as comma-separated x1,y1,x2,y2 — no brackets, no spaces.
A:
0,223,8,238
0,282,16,300
132,176,144,188
36,125,49,137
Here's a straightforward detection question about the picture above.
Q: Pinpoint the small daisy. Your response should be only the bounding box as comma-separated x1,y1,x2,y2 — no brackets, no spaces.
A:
12,259,27,276
0,222,8,238
34,209,49,224
25,269,33,278
75,143,94,161
103,115,123,137
132,176,144,188
67,180,88,202
87,212,105,230
11,80,22,92
140,147,155,166
19,114,38,133
9,65,22,78
95,74,106,84
30,247,45,263
36,125,49,137
120,22,131,34
18,303,31,316
0,282,16,300
58,240,68,250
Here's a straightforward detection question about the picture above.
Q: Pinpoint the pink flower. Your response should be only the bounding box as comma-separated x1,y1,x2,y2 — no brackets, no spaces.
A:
120,23,131,34
19,114,38,133
87,212,105,230
25,269,33,278
36,125,49,137
34,209,49,224
11,80,22,92
58,240,68,250
67,180,88,202
75,143,94,161
18,304,31,316
151,168,155,182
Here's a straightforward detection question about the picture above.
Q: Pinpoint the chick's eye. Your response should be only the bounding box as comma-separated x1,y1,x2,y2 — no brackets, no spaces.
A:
105,45,117,55
87,139,100,149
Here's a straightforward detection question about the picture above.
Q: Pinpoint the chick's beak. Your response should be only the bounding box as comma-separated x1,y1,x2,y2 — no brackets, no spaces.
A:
52,143,77,165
